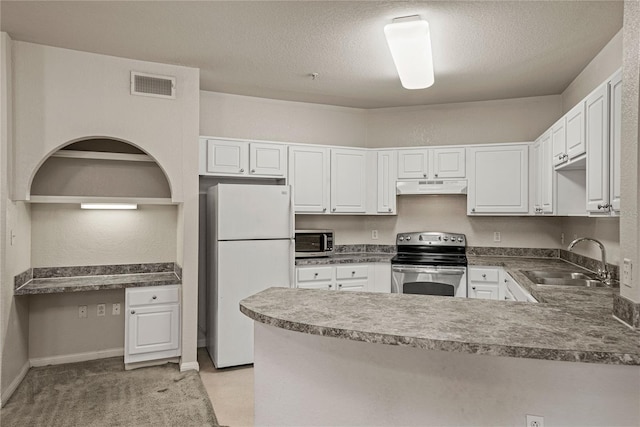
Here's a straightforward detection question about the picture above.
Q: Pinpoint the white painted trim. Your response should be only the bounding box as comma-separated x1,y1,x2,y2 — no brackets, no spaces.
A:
0,360,30,407
29,348,124,368
28,196,175,205
51,150,154,163
180,361,200,372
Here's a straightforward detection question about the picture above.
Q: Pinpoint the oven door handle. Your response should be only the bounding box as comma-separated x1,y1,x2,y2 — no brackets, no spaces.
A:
391,266,466,275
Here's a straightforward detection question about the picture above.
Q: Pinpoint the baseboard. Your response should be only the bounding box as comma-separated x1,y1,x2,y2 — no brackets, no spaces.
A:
1,360,30,407
197,338,207,348
29,348,124,368
180,361,200,372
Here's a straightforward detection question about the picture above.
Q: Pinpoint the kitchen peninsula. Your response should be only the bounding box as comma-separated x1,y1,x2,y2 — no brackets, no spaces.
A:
241,255,640,426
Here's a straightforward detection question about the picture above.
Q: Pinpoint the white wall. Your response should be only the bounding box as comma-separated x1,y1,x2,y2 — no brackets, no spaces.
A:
297,196,562,248
30,204,177,267
365,95,562,148
255,324,640,427
620,2,640,303
1,32,31,405
562,29,623,113
200,91,367,146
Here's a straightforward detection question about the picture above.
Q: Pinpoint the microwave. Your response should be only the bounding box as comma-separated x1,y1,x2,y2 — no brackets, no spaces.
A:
295,230,334,258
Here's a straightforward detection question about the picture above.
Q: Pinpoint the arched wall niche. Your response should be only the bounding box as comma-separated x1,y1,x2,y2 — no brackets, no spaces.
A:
29,137,174,201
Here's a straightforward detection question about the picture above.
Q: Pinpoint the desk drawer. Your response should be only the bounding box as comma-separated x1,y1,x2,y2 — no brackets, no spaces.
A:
336,265,369,280
468,268,499,283
297,266,333,282
127,286,180,306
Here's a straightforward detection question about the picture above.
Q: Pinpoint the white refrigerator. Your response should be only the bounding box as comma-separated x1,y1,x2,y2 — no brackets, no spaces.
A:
206,183,294,368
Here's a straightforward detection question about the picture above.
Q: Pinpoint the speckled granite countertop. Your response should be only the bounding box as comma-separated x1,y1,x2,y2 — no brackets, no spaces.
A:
241,256,640,365
14,263,181,295
295,253,395,266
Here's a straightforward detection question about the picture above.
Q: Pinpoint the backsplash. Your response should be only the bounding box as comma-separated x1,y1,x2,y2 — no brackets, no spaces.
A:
334,245,396,254
466,247,559,258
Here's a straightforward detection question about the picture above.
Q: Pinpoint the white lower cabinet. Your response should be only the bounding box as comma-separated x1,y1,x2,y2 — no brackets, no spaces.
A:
125,285,181,364
468,267,537,303
296,263,391,293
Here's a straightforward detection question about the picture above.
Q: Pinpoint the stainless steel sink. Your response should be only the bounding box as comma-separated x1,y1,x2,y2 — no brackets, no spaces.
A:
523,270,606,287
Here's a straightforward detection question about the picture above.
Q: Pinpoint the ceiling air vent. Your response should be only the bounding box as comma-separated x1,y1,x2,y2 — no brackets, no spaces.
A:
130,71,176,99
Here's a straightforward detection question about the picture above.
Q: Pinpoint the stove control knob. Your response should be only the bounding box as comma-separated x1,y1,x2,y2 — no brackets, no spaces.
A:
458,237,463,242
406,236,411,241
443,236,448,241
399,236,404,241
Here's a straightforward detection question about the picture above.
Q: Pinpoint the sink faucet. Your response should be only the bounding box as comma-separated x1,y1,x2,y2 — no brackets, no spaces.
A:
567,237,611,284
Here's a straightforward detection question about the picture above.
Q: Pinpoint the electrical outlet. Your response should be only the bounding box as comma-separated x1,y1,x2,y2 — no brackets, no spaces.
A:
623,258,632,288
78,305,88,318
372,230,379,240
10,229,16,246
526,415,544,427
493,232,501,242
97,304,106,317
112,303,121,316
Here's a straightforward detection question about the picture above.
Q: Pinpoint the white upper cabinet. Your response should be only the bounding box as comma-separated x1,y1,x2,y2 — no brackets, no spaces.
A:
609,70,622,214
397,149,429,179
397,147,465,179
200,138,286,178
288,145,330,213
565,102,586,161
377,151,397,214
331,148,367,213
551,117,567,167
203,139,248,175
467,144,529,215
249,142,287,177
432,147,466,178
585,82,610,214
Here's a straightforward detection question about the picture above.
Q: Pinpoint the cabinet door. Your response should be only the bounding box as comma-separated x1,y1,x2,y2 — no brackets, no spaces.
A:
467,145,528,214
377,151,397,214
205,139,248,175
337,280,368,292
541,131,554,214
249,143,286,177
432,147,465,178
127,304,180,355
551,118,567,167
288,146,330,213
585,83,610,214
468,283,499,300
331,148,367,213
397,149,429,179
609,70,622,213
566,102,586,160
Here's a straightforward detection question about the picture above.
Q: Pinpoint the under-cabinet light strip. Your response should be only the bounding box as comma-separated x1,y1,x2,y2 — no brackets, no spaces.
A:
80,203,138,210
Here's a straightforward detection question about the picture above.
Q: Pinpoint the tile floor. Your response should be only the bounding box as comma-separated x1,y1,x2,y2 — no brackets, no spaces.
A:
198,348,255,427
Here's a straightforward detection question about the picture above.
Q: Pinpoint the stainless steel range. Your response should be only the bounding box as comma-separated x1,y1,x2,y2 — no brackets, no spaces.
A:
391,231,467,297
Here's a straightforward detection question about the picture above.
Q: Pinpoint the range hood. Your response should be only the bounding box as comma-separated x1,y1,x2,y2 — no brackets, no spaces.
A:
396,179,467,195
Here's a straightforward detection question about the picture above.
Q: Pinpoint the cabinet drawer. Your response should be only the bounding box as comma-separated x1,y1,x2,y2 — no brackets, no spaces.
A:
297,267,333,282
336,265,369,280
127,286,180,306
468,268,499,283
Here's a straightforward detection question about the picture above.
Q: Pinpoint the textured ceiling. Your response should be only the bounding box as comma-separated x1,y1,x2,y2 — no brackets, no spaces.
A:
0,1,623,108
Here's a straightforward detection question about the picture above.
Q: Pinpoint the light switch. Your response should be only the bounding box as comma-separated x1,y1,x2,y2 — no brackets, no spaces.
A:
622,258,632,288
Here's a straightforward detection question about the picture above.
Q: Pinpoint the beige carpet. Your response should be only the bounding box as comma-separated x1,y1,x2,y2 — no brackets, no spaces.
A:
1,357,220,427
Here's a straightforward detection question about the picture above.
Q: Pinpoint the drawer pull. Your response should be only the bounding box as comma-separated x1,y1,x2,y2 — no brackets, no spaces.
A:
152,295,157,300
472,286,476,290
482,274,486,278
131,310,136,314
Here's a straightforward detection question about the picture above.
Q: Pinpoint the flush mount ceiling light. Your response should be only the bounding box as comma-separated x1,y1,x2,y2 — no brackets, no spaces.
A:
384,15,434,90
80,203,138,210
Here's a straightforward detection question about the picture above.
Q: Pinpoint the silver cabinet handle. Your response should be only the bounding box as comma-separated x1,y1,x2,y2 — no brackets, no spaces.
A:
328,285,332,289
472,286,476,290
314,272,318,277
239,168,244,172
332,208,336,212
388,208,392,212
434,173,438,177
338,284,343,289
351,271,356,275
131,310,136,314
482,274,486,278
597,203,611,210
323,207,327,212
152,296,157,300
504,279,508,282
251,169,255,173
423,173,427,177
471,208,476,212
